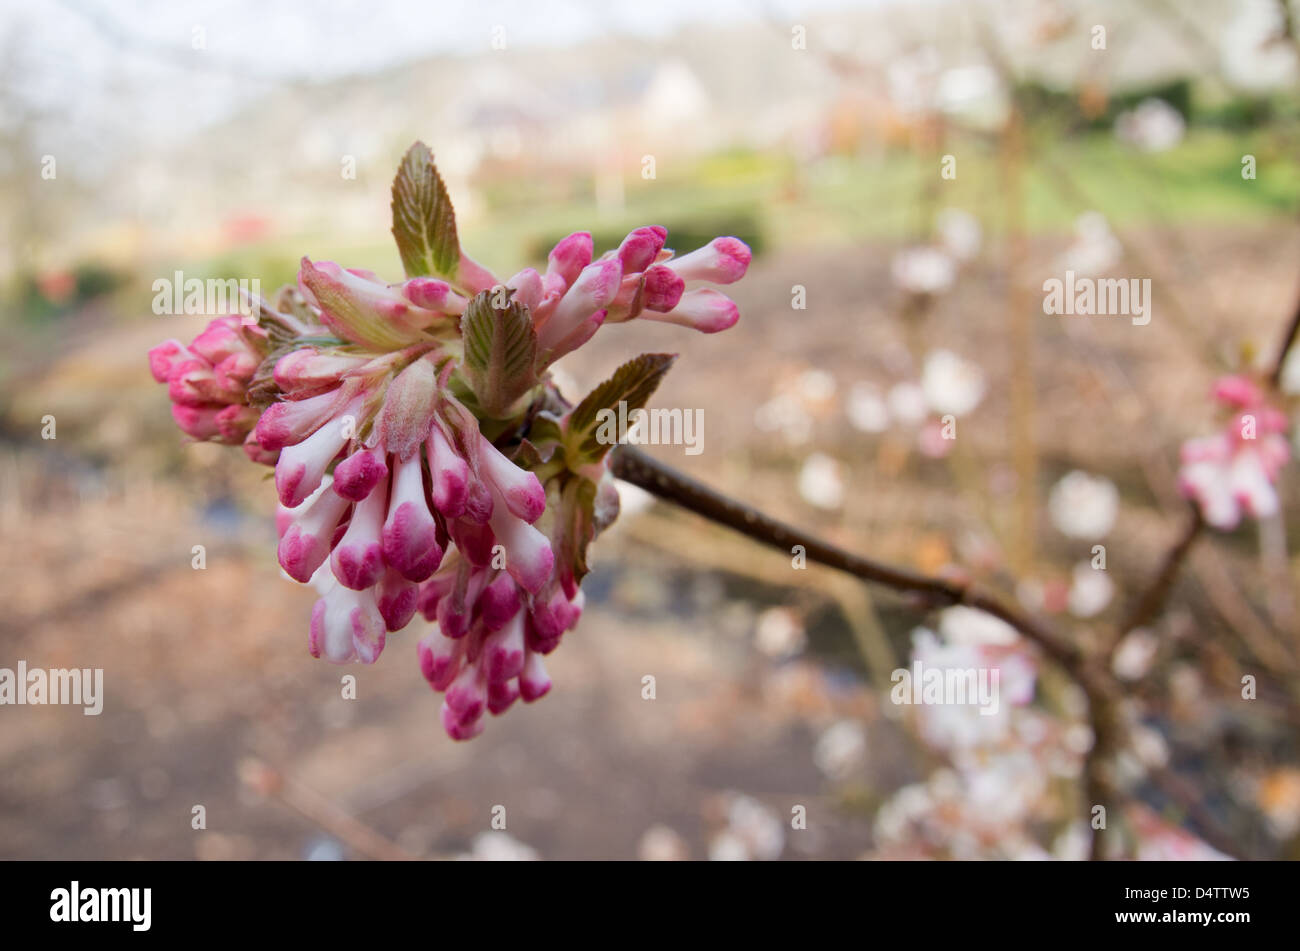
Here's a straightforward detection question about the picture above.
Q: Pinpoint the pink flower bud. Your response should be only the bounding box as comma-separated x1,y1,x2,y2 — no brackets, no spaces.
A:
416,573,456,621
401,277,467,315
476,434,545,523
189,316,252,365
487,679,520,715
543,309,606,363
426,423,469,518
618,226,668,274
273,348,370,395
545,232,593,290
275,412,353,507
213,351,259,393
604,274,646,324
564,589,585,631
448,516,495,565
168,359,236,408
488,500,555,594
641,265,685,312
255,387,351,451
518,651,552,702
505,268,545,311
278,484,352,583
243,431,278,467
664,236,751,285
478,573,523,631
382,453,444,582
148,340,192,383
438,566,491,639
332,447,388,501
538,259,621,354
526,618,561,656
298,257,435,350
529,588,570,642
641,288,740,333
331,476,389,590
444,663,487,722
309,582,385,664
1212,374,1262,409
417,630,462,690
170,403,224,440
377,567,419,632
483,612,526,683
440,699,486,741
214,404,259,444
464,478,495,525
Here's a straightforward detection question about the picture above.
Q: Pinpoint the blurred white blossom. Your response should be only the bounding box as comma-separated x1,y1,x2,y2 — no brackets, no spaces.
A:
909,626,1036,751
463,831,539,861
754,393,813,445
935,64,1010,131
798,452,845,509
922,349,987,417
892,246,956,295
1067,561,1114,617
846,382,891,433
887,381,929,427
638,824,690,861
1221,0,1299,91
796,369,837,404
886,46,942,116
754,606,807,659
937,208,982,262
937,605,1018,646
814,719,868,780
709,794,784,861
1112,628,1159,681
1115,98,1185,152
1048,470,1119,539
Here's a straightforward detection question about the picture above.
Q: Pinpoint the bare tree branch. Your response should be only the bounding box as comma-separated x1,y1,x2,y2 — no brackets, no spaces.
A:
609,444,1085,673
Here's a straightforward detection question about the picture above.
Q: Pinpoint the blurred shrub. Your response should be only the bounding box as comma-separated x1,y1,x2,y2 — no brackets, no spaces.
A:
10,262,126,323
1014,78,1193,130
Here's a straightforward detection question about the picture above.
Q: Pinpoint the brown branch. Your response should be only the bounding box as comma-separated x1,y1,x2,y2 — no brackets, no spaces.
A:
1268,284,1300,387
1113,506,1204,646
609,445,1085,674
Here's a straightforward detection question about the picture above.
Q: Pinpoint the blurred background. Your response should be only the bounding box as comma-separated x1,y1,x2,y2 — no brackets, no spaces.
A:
3,0,1300,860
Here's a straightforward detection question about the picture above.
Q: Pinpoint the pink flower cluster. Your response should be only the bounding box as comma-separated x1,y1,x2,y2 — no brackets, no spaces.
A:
1178,374,1291,530
259,348,568,740
148,315,272,461
150,220,750,739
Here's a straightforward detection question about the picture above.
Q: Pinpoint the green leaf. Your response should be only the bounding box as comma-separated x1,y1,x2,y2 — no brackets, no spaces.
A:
461,289,540,418
390,141,460,280
510,438,549,469
526,412,564,448
552,474,597,589
565,352,676,464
